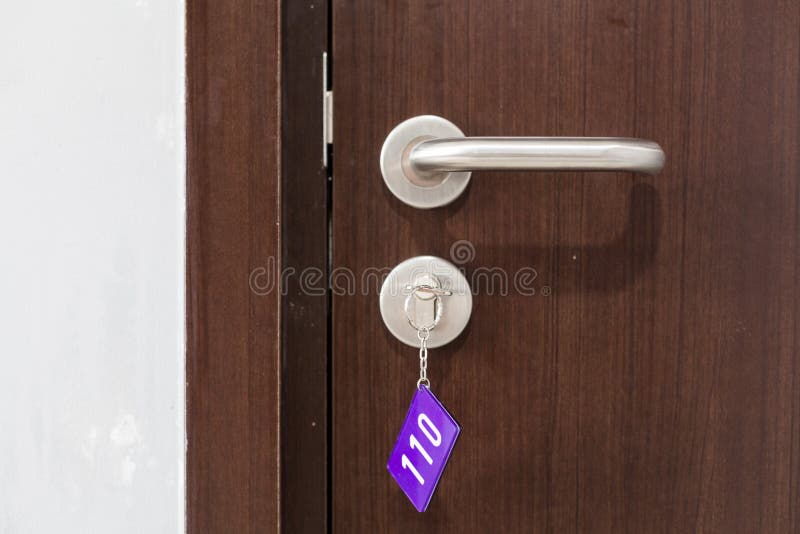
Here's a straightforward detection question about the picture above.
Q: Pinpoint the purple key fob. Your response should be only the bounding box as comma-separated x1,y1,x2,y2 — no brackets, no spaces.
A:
387,386,461,512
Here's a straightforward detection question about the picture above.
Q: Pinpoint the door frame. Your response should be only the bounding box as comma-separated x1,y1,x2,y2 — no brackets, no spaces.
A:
186,0,329,532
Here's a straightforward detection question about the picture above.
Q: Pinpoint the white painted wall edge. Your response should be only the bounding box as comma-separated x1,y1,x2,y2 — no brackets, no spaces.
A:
0,0,186,531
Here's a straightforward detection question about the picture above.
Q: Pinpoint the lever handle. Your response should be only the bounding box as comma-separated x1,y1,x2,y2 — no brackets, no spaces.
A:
380,115,665,208
410,137,664,176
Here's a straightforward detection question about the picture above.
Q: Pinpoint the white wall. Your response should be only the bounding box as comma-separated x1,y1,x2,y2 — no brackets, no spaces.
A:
0,1,185,532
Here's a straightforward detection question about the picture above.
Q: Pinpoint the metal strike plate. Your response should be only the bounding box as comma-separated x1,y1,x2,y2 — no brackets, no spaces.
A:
379,256,472,348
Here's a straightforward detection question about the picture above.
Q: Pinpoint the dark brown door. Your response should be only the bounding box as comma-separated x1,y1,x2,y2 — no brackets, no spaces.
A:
332,1,799,532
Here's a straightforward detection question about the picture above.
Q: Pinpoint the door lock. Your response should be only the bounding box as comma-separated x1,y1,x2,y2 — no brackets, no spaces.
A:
379,256,472,348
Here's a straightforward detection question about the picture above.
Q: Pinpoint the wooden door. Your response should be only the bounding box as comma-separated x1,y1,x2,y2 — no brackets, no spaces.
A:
331,1,800,532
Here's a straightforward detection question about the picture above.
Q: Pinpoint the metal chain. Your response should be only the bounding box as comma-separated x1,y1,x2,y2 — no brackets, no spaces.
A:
416,328,430,389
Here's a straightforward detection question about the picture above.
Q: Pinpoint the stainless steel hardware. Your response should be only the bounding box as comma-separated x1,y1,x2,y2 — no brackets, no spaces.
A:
403,273,452,331
379,256,472,348
322,52,333,167
380,115,666,208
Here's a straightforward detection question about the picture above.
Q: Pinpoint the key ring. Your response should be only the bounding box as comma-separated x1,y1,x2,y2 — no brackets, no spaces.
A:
404,276,451,332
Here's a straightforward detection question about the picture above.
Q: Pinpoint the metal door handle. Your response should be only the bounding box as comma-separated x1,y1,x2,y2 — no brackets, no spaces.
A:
411,137,664,175
380,115,665,208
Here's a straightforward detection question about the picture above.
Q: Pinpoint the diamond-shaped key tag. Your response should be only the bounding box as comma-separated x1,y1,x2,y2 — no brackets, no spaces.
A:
387,387,461,512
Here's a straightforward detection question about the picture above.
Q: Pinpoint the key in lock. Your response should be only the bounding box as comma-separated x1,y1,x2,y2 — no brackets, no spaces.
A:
404,273,452,331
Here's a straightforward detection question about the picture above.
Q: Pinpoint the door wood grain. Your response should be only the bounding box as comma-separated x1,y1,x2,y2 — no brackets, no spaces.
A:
186,0,281,532
331,1,800,532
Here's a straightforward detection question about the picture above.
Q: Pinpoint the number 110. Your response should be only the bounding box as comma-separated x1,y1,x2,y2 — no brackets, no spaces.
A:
401,413,442,485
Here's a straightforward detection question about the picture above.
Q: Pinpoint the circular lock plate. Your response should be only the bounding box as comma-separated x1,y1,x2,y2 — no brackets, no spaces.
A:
379,256,472,348
380,115,472,209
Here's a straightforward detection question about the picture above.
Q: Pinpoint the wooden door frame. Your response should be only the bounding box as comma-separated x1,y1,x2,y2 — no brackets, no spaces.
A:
186,0,329,532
